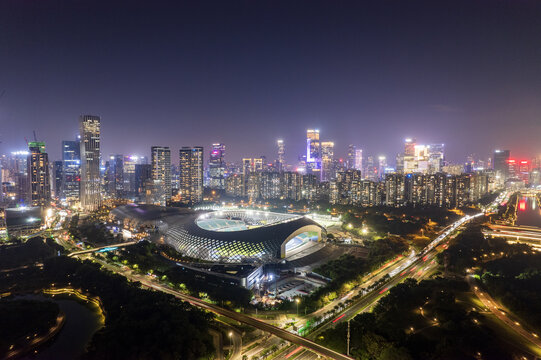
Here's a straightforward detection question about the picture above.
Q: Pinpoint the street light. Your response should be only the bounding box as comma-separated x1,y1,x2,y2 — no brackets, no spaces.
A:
295,298,300,316
228,331,233,347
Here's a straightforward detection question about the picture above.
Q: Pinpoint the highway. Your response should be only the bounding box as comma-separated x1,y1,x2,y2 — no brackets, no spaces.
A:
91,258,352,360
70,211,484,358
467,276,541,350
310,213,483,335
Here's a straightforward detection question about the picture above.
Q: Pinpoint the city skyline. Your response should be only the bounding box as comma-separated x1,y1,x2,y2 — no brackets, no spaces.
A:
1,0,541,163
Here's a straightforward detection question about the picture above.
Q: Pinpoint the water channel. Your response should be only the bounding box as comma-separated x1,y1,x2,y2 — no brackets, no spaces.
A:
516,196,541,228
16,294,102,359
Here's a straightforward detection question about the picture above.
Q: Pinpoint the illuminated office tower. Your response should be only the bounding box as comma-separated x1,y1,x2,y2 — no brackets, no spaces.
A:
179,146,204,205
493,149,510,181
428,144,445,173
27,141,51,207
151,146,171,205
306,129,321,174
53,161,63,199
79,115,101,211
276,139,285,171
8,151,30,205
354,149,363,171
378,156,387,179
134,164,152,202
123,155,142,196
109,155,124,198
404,138,416,156
365,156,377,181
321,141,335,181
62,140,80,202
402,138,416,173
209,143,226,189
347,144,356,170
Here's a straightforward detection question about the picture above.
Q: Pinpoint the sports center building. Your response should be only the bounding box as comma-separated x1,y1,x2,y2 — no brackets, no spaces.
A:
165,210,326,263
109,205,326,265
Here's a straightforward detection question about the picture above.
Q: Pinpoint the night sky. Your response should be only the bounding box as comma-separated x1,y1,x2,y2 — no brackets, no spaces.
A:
1,0,540,164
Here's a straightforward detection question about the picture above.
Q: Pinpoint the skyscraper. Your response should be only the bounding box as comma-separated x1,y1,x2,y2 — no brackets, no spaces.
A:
8,151,30,205
493,149,511,181
276,139,285,172
109,155,124,198
62,140,80,202
347,144,356,170
306,129,321,174
428,144,445,173
321,141,335,181
53,160,63,199
134,163,152,202
151,146,171,205
27,141,51,207
377,156,387,179
122,155,138,197
179,147,204,204
354,148,363,171
209,143,225,190
79,115,101,211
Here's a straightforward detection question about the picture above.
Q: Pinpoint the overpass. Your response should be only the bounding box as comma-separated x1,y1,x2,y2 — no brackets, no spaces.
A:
485,225,541,249
68,241,139,257
129,271,353,360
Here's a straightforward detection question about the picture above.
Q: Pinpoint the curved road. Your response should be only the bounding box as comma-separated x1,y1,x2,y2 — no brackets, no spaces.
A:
143,279,352,360
90,258,352,360
468,276,541,349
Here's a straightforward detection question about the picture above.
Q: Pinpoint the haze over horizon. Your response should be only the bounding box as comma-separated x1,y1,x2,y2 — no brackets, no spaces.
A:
1,0,540,163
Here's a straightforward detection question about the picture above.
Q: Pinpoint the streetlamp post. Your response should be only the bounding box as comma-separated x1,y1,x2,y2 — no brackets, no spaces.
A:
295,298,300,316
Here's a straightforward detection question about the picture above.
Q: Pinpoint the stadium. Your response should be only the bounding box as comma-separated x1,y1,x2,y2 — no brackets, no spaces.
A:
109,205,327,264
164,210,326,263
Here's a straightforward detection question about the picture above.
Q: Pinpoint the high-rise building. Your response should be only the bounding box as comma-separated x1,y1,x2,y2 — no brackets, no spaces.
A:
321,141,335,181
79,115,101,211
306,129,321,174
108,155,124,198
276,139,285,172
428,144,445,173
62,140,80,202
385,173,406,207
364,156,377,181
179,146,204,204
7,151,30,205
134,164,152,202
493,149,511,181
354,149,363,171
53,160,63,198
151,146,171,205
209,143,226,190
123,155,142,197
377,156,387,179
347,144,356,170
402,138,416,173
225,173,245,197
27,141,51,207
